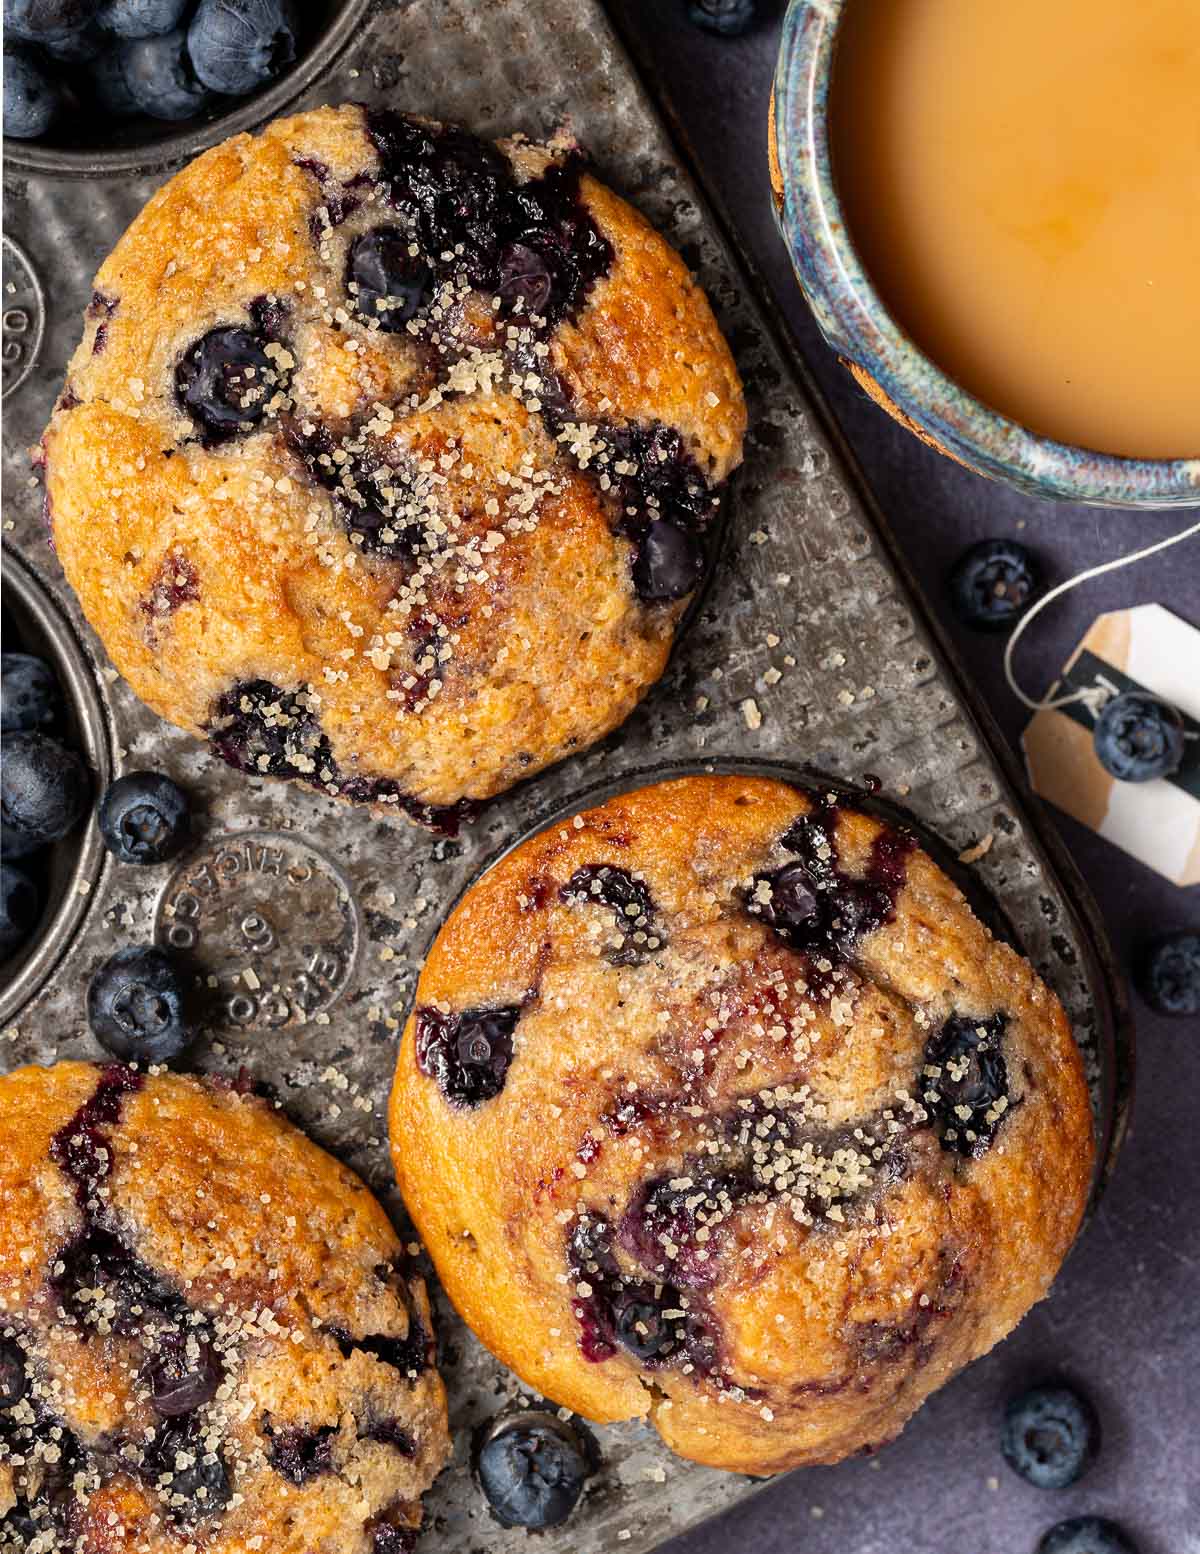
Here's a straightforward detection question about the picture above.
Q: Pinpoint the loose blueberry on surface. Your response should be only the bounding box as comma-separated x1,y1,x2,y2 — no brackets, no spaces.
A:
0,1340,27,1408
146,1337,221,1417
98,771,190,866
923,1013,1009,1156
176,327,278,439
631,519,704,602
2,43,61,138
109,27,214,120
685,0,760,36
1002,1383,1098,1490
347,229,433,332
415,1004,520,1108
0,732,89,858
1135,931,1200,1017
1036,1517,1138,1554
477,1416,590,1530
1092,692,1185,784
1,653,62,735
97,0,185,35
87,946,192,1064
0,863,39,963
948,538,1042,631
152,1419,231,1522
187,0,299,95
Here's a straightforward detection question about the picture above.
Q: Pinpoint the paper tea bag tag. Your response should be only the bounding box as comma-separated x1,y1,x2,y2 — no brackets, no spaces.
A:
1022,605,1200,887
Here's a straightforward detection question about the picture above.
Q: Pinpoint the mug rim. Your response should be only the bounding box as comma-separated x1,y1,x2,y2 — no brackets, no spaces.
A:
772,0,1200,508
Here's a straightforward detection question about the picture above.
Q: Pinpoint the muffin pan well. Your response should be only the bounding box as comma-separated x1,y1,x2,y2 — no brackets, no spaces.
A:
0,2,1131,1550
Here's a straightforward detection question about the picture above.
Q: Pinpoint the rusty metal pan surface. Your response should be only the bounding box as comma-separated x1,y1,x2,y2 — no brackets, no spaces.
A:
1,2,1132,1549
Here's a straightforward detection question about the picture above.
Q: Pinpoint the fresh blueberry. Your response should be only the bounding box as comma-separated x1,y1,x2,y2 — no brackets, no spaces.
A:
922,1013,1009,1156
92,42,140,113
1,653,61,735
187,0,299,96
1002,1383,1098,1490
1092,692,1185,783
152,1419,231,1522
110,28,213,121
2,44,61,138
415,1005,520,1108
1036,1517,1138,1554
1,732,89,858
176,327,278,439
0,1339,27,1407
97,0,186,36
146,1337,222,1417
1135,932,1200,1017
98,772,190,866
4,0,98,43
346,229,433,332
631,520,703,602
0,864,39,962
477,1416,590,1530
948,538,1042,631
685,0,759,36
87,945,192,1064
44,17,105,57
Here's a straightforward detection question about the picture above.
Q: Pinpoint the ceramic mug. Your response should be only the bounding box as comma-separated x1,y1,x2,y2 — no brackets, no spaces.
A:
769,0,1200,509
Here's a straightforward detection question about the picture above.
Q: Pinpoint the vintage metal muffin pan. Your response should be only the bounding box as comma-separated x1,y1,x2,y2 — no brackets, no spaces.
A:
0,1,1132,1549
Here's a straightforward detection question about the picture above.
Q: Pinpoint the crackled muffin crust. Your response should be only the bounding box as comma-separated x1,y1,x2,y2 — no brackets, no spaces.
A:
0,1063,449,1552
41,105,744,831
389,775,1094,1474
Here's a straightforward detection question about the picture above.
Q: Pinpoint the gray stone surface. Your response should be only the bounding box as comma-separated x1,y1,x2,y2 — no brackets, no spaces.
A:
609,4,1200,1552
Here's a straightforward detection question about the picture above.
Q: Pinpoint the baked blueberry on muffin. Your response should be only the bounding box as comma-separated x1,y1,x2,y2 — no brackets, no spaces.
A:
0,1062,449,1551
41,107,745,832
389,775,1094,1474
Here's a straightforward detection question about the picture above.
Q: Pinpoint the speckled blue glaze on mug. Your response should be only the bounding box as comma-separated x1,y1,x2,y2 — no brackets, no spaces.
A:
772,0,1200,508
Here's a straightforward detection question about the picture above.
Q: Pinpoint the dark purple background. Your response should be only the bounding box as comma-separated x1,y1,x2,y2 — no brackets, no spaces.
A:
608,5,1199,1551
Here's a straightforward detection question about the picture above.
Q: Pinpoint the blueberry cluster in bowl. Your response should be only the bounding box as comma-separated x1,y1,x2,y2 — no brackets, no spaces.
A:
0,645,90,966
3,0,301,140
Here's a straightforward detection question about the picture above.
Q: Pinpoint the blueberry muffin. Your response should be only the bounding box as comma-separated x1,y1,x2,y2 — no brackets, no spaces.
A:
41,107,745,831
389,775,1094,1474
0,1062,449,1551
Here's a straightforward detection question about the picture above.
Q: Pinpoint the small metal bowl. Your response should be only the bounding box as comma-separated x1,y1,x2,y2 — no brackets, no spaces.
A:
3,0,370,182
0,547,113,1026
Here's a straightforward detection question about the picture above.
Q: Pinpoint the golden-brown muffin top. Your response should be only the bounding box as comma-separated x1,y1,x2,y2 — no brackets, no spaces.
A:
42,105,744,828
0,1062,449,1552
389,775,1094,1474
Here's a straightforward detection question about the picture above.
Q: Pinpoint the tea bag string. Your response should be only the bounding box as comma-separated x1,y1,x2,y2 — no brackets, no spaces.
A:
1003,516,1200,713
